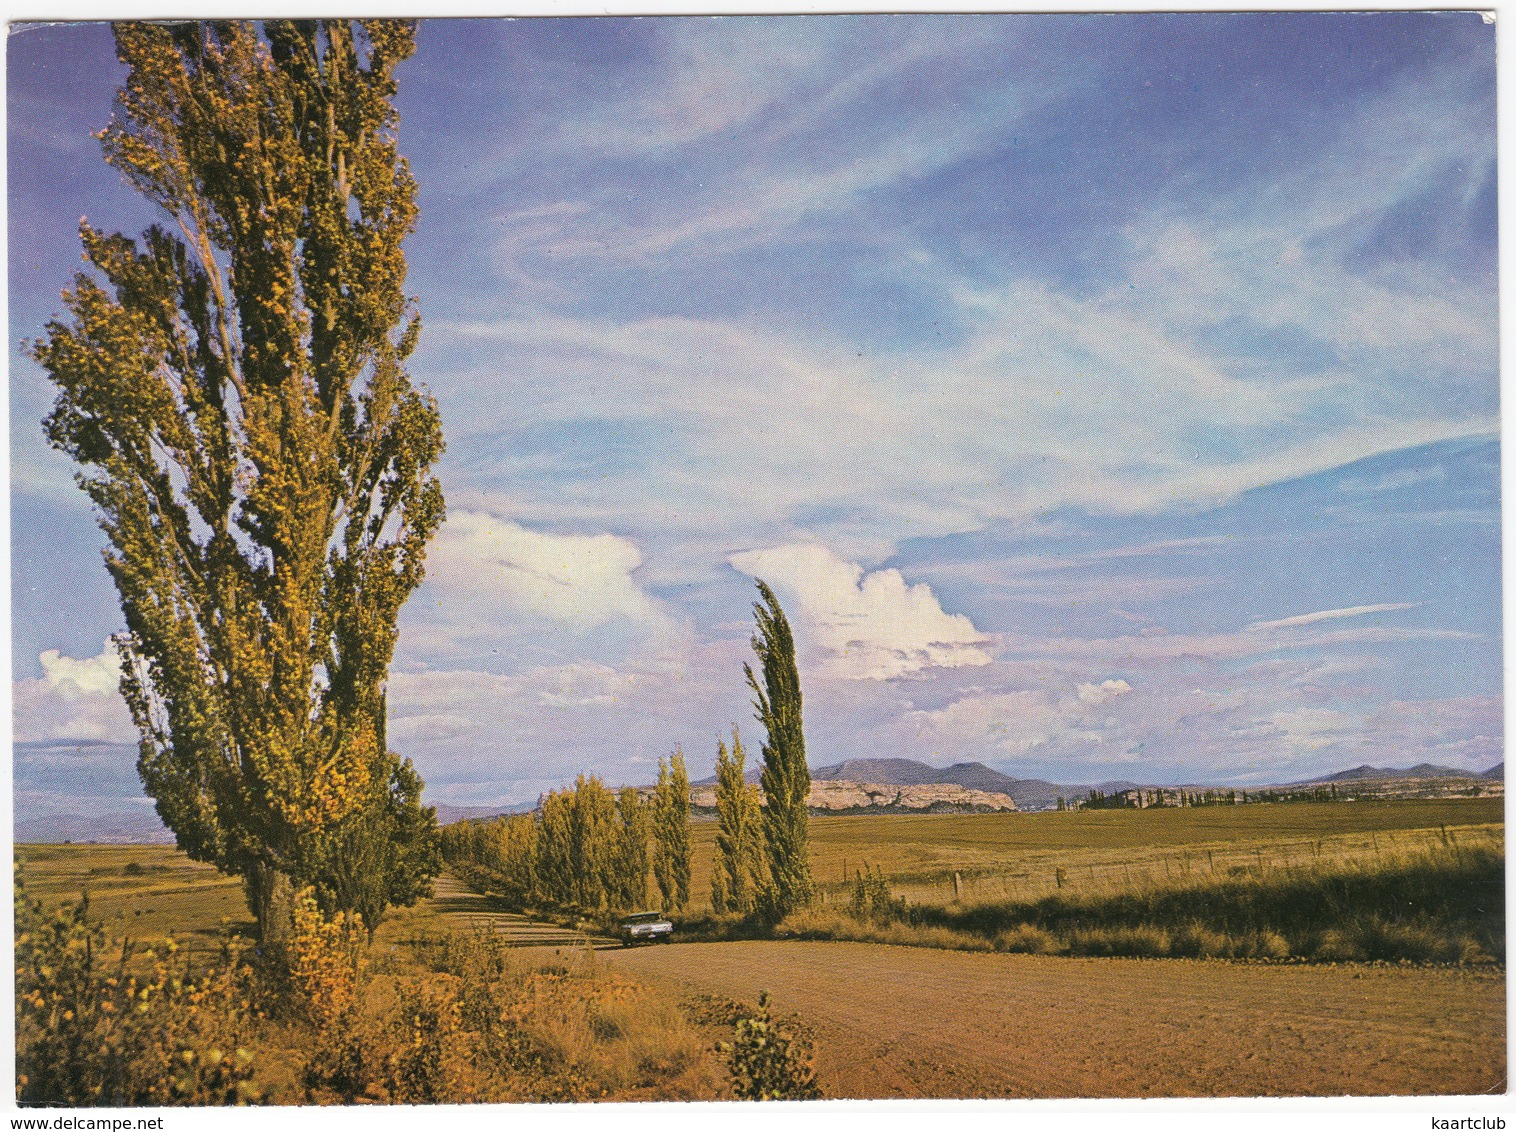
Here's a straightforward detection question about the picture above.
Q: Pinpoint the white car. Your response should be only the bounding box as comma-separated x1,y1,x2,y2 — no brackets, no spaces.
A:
619,910,674,946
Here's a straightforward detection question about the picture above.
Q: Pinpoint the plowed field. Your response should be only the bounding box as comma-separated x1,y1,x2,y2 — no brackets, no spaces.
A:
605,939,1505,1099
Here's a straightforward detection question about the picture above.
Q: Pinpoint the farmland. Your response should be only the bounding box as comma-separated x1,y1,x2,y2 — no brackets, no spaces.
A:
16,795,1506,1101
689,796,1504,909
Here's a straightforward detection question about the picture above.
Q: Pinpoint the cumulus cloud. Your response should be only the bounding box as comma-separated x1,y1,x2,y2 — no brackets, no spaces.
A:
14,642,135,743
385,639,755,806
424,510,672,634
729,542,992,680
1077,678,1132,705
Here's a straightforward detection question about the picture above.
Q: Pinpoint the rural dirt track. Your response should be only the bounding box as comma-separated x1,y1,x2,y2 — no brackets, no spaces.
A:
602,939,1505,1099
430,873,615,948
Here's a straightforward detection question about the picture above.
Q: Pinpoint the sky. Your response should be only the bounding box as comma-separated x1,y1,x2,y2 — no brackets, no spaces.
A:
7,13,1502,820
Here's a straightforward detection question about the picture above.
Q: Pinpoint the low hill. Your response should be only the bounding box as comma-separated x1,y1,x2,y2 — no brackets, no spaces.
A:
15,808,176,846
1289,763,1498,786
433,801,535,825
810,758,1137,811
689,778,1018,815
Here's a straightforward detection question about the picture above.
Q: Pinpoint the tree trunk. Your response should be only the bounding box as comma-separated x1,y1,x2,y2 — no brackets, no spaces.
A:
245,862,297,962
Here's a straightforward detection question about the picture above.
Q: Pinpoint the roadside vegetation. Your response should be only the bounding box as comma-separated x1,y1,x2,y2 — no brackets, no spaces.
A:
778,831,1502,964
655,803,1505,967
440,767,692,934
14,847,803,1104
442,581,815,940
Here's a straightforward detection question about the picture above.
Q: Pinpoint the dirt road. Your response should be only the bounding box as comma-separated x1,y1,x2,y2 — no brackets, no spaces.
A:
430,872,615,948
603,939,1505,1099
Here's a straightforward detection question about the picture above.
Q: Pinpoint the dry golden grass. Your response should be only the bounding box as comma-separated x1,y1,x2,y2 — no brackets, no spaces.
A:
14,844,250,952
15,848,730,1105
682,797,1503,912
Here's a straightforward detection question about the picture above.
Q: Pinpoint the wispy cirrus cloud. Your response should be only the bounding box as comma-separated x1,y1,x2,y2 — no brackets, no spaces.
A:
11,16,1498,805
1247,603,1420,633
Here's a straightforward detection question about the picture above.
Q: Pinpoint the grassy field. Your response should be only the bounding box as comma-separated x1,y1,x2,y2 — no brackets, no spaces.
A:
686,797,1504,911
37,799,1497,941
15,843,251,950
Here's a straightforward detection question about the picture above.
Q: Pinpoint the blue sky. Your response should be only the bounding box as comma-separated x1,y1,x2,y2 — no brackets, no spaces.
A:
9,14,1501,816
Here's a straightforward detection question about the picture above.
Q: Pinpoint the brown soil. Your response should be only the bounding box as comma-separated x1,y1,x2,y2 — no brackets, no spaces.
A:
603,939,1505,1099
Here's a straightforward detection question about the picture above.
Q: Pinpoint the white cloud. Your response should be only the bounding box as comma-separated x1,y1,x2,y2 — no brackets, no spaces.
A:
386,713,480,745
426,510,671,633
13,642,135,743
729,542,992,680
384,639,755,805
39,645,121,696
1248,603,1419,633
1077,678,1132,706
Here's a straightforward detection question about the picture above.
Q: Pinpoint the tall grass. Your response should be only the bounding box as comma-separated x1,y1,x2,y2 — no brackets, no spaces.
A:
15,874,730,1104
780,842,1503,965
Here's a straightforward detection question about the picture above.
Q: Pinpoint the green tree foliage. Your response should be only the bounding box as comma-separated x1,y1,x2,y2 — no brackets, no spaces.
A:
652,750,692,913
711,728,765,916
744,581,813,918
441,778,652,915
567,775,618,910
440,813,538,906
28,21,444,946
536,788,576,907
614,787,651,911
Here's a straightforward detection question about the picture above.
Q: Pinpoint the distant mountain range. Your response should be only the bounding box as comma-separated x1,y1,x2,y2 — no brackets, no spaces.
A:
432,801,535,825
14,752,1502,841
453,757,1504,823
1288,762,1504,786
805,757,1502,812
16,808,176,846
808,758,1141,812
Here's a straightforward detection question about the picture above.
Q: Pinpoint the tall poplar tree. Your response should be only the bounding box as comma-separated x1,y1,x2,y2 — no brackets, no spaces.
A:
568,775,618,910
745,581,813,918
651,750,692,913
711,728,763,916
29,21,444,945
614,786,651,911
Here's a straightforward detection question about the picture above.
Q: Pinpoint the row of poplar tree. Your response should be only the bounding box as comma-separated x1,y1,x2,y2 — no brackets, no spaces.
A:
442,582,816,923
440,753,692,914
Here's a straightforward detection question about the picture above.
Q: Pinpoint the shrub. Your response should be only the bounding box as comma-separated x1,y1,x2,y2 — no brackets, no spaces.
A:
1255,930,1292,960
720,991,822,1101
287,890,367,1028
15,891,260,1106
849,865,905,924
382,980,467,1104
1066,925,1171,958
994,924,1060,954
1170,923,1233,959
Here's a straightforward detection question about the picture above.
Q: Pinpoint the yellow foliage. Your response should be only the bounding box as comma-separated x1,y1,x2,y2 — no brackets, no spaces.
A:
287,890,367,1028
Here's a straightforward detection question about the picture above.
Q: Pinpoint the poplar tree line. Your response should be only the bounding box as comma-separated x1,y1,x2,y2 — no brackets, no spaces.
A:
440,755,693,916
441,580,813,926
698,582,816,922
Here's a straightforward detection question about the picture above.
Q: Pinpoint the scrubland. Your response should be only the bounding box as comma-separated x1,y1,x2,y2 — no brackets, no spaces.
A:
13,846,736,1105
